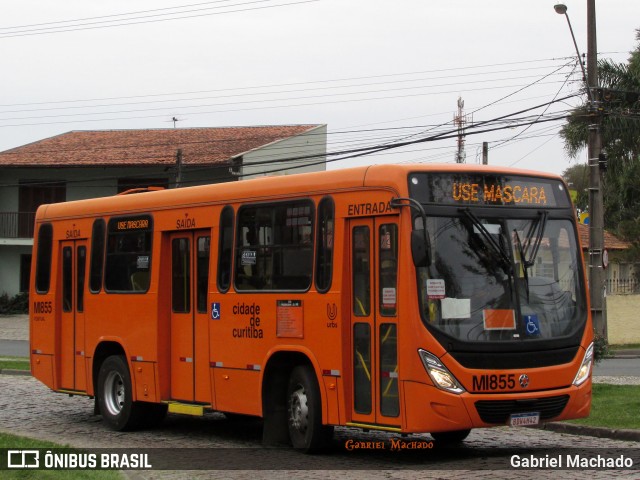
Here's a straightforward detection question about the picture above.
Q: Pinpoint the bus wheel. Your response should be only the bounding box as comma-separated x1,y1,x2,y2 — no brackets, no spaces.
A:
286,365,333,452
430,429,471,444
97,355,141,431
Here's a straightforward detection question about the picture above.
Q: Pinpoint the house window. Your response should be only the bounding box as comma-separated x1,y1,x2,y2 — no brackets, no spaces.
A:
18,181,65,238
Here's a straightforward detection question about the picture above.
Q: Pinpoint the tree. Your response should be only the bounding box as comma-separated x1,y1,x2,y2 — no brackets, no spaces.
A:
561,162,589,212
560,28,640,259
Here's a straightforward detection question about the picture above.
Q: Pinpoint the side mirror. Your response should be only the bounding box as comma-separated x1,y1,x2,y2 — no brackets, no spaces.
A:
411,229,431,267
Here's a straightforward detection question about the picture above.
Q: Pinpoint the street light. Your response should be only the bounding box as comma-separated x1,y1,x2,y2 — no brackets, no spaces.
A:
554,4,592,101
554,2,607,340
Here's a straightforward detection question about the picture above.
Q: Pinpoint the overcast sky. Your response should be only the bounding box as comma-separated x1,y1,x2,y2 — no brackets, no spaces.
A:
1,0,638,175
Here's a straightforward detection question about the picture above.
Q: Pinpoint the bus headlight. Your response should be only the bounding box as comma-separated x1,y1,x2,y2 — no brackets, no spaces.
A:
573,342,594,386
418,349,465,394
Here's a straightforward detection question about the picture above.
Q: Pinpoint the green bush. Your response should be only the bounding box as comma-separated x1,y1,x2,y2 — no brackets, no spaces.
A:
0,292,29,314
593,332,612,364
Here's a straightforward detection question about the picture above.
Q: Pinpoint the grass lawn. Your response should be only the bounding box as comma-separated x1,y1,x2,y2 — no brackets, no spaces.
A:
567,383,640,430
0,357,30,371
0,432,122,479
611,343,640,350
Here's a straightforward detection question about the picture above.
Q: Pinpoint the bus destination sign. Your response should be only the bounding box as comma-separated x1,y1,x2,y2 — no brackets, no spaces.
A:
452,181,547,205
409,173,571,208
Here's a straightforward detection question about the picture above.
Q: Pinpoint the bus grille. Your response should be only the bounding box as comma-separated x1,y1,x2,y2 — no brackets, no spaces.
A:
474,395,570,424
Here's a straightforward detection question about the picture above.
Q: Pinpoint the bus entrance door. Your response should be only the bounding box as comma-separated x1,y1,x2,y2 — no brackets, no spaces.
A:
59,239,88,392
349,217,400,427
169,230,211,403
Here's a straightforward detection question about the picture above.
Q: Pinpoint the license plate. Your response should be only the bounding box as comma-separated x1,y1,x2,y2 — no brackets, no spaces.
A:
510,412,540,427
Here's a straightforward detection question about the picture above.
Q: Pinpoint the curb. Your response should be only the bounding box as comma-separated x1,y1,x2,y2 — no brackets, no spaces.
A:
540,422,640,442
0,369,31,377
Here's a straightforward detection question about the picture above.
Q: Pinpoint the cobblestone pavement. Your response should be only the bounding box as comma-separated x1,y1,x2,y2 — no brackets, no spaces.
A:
2,315,639,478
1,375,638,479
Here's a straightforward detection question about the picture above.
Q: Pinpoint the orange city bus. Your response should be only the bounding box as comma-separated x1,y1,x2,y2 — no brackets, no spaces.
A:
29,164,593,451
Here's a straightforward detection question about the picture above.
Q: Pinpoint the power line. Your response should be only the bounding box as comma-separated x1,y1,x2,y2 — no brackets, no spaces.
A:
0,0,322,38
0,79,573,129
0,96,575,188
0,57,575,112
0,0,257,31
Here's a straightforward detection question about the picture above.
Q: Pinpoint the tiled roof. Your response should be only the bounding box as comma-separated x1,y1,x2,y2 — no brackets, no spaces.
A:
577,223,630,251
0,125,321,167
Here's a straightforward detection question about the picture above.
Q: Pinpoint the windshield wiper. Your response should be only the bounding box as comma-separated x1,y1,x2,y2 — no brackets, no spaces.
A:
459,208,511,271
513,211,548,302
513,228,530,301
519,211,549,269
527,211,548,267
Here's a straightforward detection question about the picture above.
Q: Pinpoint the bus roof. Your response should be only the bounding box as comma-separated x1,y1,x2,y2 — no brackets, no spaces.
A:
36,163,564,221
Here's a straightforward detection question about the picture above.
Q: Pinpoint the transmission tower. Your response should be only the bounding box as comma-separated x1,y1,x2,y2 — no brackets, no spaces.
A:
453,97,472,163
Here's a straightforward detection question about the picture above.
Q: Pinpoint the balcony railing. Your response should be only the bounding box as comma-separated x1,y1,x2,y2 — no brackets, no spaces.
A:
0,212,36,239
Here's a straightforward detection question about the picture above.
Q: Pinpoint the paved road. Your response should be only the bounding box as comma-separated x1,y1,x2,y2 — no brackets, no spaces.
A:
1,375,639,478
594,358,640,377
0,339,28,357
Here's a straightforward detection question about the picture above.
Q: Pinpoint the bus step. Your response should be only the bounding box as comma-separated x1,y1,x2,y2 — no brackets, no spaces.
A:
166,402,205,416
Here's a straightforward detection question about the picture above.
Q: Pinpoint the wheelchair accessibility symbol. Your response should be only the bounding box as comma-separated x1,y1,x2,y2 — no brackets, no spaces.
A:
211,302,221,320
524,315,540,336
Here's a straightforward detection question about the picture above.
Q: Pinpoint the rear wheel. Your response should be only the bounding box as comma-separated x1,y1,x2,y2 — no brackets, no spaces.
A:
97,355,143,431
287,365,333,452
430,429,471,444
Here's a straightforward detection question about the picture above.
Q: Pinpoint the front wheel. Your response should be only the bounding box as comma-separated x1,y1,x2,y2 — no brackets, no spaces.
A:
97,355,143,431
287,365,333,452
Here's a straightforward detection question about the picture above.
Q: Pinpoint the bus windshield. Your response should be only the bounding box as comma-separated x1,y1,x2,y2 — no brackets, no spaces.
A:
416,213,586,344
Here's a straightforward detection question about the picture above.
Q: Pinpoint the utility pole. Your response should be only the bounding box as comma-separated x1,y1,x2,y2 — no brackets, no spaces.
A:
586,0,607,340
175,149,183,188
482,142,489,165
555,2,606,339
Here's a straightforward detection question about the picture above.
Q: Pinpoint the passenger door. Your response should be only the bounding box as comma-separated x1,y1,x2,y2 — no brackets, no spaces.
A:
169,230,211,402
59,239,88,391
349,217,400,426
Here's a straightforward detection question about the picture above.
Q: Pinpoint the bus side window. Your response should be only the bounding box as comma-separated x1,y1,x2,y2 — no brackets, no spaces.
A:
379,224,398,316
62,247,73,312
234,201,314,291
89,219,106,293
104,215,153,293
315,196,334,293
217,206,234,293
352,226,370,316
35,223,53,294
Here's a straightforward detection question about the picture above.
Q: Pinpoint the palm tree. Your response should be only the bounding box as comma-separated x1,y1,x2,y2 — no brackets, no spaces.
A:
560,29,640,256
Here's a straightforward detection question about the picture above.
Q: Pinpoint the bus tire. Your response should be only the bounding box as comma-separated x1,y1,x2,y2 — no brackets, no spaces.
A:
97,355,142,431
286,365,333,452
430,429,471,444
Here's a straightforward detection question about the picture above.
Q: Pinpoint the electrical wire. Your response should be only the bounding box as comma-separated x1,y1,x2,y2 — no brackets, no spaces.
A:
0,0,322,38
